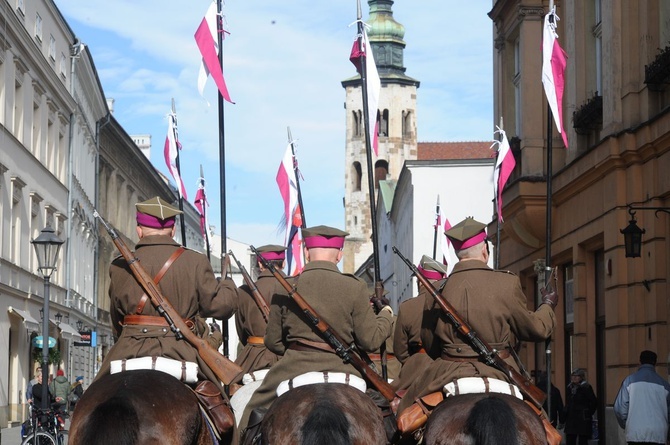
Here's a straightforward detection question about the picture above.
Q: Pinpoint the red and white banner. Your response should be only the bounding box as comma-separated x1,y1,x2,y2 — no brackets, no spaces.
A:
163,112,187,200
493,126,516,223
542,7,568,148
349,26,380,156
195,1,233,103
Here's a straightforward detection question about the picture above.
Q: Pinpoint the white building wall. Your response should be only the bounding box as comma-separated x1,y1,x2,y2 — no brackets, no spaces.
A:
381,159,495,309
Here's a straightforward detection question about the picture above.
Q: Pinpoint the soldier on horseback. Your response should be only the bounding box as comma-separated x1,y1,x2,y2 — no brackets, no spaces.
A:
395,217,559,442
96,197,239,442
238,225,394,441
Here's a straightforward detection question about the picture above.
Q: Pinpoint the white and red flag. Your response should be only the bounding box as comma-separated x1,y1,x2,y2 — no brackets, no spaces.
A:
542,6,568,148
434,199,453,267
195,1,233,103
492,125,516,223
194,174,208,241
349,24,381,156
163,112,187,200
276,144,303,275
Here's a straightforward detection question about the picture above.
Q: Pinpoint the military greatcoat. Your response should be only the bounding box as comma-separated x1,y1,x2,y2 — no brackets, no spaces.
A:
397,259,555,413
97,235,239,387
233,269,284,377
238,260,393,430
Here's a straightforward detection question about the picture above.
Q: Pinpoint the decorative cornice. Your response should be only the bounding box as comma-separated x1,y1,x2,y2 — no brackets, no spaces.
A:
518,6,545,20
494,35,506,51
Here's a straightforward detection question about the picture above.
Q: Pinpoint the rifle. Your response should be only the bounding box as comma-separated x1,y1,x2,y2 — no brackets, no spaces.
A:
392,246,547,409
250,245,398,402
94,210,243,385
228,250,270,323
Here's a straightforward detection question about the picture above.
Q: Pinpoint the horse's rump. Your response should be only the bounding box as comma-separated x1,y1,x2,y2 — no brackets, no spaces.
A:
424,393,546,445
259,383,387,445
69,369,217,445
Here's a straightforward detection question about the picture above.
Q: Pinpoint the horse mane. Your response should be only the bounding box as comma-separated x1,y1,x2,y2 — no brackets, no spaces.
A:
465,396,518,445
79,396,140,445
301,399,351,445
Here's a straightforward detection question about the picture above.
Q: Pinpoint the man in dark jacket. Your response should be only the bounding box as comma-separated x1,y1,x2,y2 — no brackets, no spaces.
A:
564,368,597,445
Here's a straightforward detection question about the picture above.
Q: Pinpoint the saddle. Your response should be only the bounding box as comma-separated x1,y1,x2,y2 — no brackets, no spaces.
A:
192,380,235,438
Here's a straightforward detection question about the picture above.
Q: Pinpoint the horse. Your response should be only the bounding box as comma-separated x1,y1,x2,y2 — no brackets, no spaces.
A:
68,369,226,445
249,383,388,445
422,392,547,445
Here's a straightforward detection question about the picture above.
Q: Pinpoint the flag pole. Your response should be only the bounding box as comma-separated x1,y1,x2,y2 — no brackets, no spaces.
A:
544,0,556,418
356,0,387,380
432,195,440,260
287,127,306,228
216,0,229,358
200,164,211,261
171,98,188,247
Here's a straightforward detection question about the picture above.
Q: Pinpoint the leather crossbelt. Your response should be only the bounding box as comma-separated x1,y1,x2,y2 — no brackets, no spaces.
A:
288,339,335,353
368,353,396,361
441,348,510,362
124,314,195,331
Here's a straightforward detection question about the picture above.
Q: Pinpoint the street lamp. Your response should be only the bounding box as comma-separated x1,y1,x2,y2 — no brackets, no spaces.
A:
620,205,670,258
55,312,63,326
31,225,64,410
76,320,83,331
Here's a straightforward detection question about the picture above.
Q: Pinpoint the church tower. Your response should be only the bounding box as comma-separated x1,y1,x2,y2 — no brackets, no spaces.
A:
341,0,420,274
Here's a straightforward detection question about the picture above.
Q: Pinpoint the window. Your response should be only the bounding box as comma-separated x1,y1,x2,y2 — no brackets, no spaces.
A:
35,14,43,41
402,110,413,138
17,0,25,15
49,36,56,61
379,109,389,137
352,110,362,137
374,159,388,188
352,162,362,192
59,54,67,78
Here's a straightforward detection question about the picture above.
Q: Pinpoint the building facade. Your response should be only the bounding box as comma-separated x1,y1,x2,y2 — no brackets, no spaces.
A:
489,1,670,442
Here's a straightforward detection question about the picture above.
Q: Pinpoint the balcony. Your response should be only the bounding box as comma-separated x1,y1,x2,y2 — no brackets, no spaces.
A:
572,94,603,135
645,44,670,91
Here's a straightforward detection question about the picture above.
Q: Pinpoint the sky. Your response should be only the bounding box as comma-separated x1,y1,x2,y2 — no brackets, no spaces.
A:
56,1,493,247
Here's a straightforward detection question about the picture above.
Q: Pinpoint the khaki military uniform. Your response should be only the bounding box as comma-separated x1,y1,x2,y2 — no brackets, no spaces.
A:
397,260,555,413
233,269,284,377
98,235,238,388
238,260,393,430
369,316,401,382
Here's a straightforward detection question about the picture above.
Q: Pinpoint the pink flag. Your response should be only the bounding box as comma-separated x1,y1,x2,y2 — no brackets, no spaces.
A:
542,7,568,148
194,176,208,241
493,126,516,223
163,112,187,200
286,206,303,276
195,2,233,103
350,26,380,156
277,144,304,275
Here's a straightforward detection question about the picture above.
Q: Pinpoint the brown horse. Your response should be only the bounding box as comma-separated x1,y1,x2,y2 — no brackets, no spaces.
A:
423,393,546,445
252,383,387,445
69,369,225,445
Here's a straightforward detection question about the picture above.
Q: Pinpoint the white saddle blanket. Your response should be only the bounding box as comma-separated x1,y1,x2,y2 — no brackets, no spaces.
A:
110,356,199,383
277,371,367,397
443,377,523,400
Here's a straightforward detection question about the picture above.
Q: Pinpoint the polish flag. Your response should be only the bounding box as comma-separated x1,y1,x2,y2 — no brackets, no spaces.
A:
493,126,516,223
349,26,380,156
542,7,568,148
163,112,187,200
195,2,233,103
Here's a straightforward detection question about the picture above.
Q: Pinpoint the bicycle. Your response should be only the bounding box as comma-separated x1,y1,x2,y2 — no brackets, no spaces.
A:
21,403,68,445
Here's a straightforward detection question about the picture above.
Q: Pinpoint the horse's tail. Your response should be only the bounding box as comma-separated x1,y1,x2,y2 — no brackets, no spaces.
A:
465,396,519,445
301,400,351,445
79,396,140,445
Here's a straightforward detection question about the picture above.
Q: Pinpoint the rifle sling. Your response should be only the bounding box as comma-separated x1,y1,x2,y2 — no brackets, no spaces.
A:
135,247,186,315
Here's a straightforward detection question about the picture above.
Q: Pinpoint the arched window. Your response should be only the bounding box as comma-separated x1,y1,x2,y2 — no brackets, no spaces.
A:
374,159,388,188
353,110,362,137
402,110,412,137
352,161,362,191
379,109,389,137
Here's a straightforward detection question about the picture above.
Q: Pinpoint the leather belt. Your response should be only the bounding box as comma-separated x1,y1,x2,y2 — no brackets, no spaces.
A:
441,348,510,362
123,314,195,330
247,336,264,345
288,339,335,354
368,353,396,361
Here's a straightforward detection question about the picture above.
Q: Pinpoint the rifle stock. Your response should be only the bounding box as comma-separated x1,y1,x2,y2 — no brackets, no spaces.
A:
392,246,546,409
229,250,270,322
94,210,242,385
250,245,398,402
